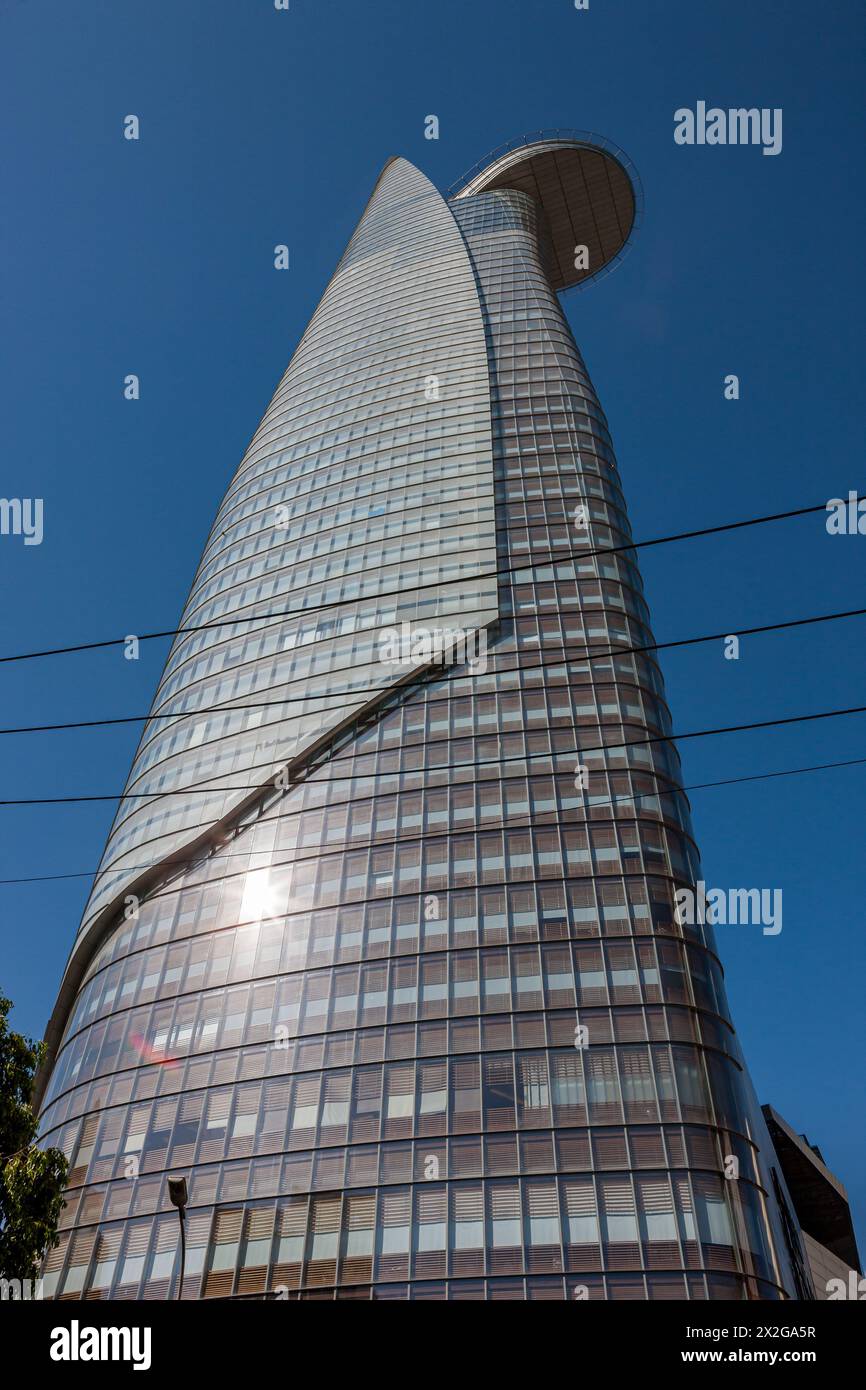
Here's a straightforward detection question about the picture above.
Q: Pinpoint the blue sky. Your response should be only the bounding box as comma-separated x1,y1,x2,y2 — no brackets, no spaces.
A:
1,1,864,1253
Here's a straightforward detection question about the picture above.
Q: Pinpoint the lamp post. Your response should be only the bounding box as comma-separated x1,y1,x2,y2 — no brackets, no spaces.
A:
168,1176,188,1300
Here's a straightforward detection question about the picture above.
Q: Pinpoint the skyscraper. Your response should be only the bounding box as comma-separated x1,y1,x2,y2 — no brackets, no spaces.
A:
36,133,809,1300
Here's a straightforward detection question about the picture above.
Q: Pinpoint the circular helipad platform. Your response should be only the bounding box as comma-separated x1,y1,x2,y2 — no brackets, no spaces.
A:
449,131,640,291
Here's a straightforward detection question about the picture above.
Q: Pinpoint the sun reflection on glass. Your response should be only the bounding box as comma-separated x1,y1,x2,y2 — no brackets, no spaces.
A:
240,869,279,922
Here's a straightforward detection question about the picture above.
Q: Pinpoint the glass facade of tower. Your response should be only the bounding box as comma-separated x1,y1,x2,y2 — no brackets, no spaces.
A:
36,139,799,1301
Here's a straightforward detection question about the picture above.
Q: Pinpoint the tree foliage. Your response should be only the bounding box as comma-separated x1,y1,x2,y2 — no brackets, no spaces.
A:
0,992,68,1281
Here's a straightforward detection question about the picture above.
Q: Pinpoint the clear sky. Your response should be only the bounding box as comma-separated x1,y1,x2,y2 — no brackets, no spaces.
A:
1,0,864,1255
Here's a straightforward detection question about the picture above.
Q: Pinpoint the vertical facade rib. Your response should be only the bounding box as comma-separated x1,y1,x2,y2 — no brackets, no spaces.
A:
37,139,803,1301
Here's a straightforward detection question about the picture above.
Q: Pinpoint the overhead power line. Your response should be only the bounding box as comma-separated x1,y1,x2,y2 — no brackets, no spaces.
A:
0,495,844,666
0,604,862,737
1,701,865,806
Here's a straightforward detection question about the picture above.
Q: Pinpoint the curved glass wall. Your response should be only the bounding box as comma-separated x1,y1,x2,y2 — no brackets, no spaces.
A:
37,143,800,1301
74,156,497,943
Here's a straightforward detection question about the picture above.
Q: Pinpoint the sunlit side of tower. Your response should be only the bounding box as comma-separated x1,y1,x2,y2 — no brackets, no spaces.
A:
35,134,809,1300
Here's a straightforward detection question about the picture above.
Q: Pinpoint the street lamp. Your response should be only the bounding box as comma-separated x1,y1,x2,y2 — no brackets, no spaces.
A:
168,1175,188,1300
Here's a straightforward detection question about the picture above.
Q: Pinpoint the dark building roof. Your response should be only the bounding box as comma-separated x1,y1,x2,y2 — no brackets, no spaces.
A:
763,1104,861,1271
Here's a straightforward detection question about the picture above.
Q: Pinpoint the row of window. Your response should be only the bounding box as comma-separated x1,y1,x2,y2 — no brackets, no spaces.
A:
103,711,692,872
121,682,678,849
81,859,696,990
43,1166,779,1301
188,505,495,619
53,1122,764,1234
46,986,748,1140
211,419,492,565
94,790,701,944
46,1044,756,1197
201,431,620,599
63,918,726,1074
42,1003,736,1135
207,437,624,585
141,619,670,790
99,789,699,949
66,926,726,1051
187,508,639,643
264,1272,780,1300
197,475,494,595
134,684,678,807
